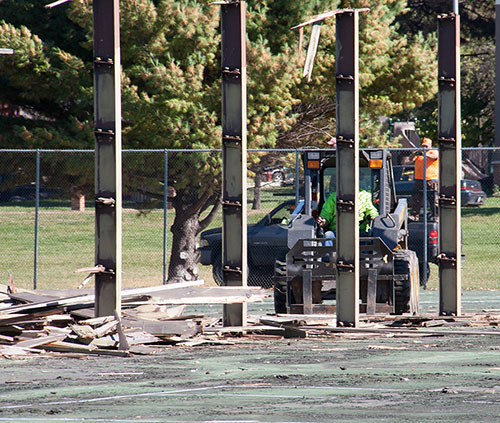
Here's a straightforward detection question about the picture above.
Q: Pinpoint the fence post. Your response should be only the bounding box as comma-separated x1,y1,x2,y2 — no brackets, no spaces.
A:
295,149,300,207
163,149,169,284
423,149,428,285
33,149,40,290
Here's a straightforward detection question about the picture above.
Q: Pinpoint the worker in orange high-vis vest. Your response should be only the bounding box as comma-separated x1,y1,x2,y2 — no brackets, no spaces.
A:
409,137,439,220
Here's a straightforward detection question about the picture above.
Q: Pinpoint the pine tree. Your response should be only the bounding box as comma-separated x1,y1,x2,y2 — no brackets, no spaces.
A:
0,0,438,282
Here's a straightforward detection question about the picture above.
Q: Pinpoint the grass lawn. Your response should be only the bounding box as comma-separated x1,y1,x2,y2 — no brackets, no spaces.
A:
1,190,498,291
424,196,500,290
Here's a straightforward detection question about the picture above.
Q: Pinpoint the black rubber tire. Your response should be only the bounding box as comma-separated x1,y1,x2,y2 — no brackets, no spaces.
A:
273,282,287,314
272,259,289,313
394,249,420,315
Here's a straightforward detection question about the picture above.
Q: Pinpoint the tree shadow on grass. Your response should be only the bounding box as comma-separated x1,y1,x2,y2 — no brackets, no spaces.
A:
462,206,500,218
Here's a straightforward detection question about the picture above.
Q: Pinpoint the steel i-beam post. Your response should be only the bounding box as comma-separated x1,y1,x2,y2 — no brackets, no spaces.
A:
437,13,461,316
335,10,360,327
93,0,122,317
494,1,500,185
219,0,247,327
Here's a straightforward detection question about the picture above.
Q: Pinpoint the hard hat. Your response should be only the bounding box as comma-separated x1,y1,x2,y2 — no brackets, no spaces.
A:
421,137,432,147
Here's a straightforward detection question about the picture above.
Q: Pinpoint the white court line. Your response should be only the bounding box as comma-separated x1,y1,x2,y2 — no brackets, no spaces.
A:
1,384,401,410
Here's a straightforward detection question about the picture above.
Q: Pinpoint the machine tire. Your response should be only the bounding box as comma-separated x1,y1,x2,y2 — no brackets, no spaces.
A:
273,282,287,314
273,259,289,314
394,249,420,315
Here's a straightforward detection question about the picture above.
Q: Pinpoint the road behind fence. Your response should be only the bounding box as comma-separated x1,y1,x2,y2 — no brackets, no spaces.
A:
0,148,498,291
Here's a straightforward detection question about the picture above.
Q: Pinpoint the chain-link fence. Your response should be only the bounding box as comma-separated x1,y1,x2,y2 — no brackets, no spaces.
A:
0,148,499,291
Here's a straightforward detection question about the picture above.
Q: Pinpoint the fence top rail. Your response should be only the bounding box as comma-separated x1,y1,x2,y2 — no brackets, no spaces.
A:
0,147,499,153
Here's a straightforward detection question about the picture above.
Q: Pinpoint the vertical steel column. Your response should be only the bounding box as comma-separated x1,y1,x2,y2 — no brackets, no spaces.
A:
219,0,247,327
437,13,461,316
494,1,500,185
295,150,300,208
33,149,40,290
335,10,360,327
163,149,169,285
93,0,122,317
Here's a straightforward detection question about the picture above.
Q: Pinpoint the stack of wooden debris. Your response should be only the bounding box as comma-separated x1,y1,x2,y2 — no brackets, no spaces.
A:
202,312,500,340
0,281,269,358
2,281,499,358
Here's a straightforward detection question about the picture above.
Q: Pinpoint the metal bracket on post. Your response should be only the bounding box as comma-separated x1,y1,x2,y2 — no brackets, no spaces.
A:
94,129,115,145
438,12,461,316
213,0,247,327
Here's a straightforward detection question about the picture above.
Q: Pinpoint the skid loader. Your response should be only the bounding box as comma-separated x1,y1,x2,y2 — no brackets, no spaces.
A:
273,149,420,315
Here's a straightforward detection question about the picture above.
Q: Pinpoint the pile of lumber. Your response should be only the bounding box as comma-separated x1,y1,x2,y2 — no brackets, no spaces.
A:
2,281,499,358
0,281,269,358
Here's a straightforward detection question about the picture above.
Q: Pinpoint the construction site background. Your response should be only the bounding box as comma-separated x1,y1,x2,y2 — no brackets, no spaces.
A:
0,147,498,290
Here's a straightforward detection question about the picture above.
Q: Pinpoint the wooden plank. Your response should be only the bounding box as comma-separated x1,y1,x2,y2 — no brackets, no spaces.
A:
1,281,205,315
43,341,131,357
16,334,67,349
70,324,97,339
79,315,115,326
303,325,500,337
0,334,15,344
126,286,269,305
8,292,58,304
121,317,200,337
95,320,119,338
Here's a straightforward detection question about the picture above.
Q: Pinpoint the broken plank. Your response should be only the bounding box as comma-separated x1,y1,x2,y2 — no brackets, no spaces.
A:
42,340,131,357
121,318,200,337
79,315,115,326
95,320,119,338
304,326,500,337
0,334,15,345
125,286,269,306
70,324,97,339
204,325,285,335
16,334,67,349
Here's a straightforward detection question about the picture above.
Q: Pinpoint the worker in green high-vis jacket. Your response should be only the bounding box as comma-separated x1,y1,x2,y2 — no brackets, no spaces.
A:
316,190,379,244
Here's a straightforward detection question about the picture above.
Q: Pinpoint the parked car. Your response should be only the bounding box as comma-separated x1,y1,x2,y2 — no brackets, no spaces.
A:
263,166,294,185
199,200,303,288
0,184,60,203
393,165,487,207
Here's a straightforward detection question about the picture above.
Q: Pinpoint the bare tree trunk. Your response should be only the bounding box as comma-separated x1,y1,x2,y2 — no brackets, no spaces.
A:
168,206,201,283
71,185,85,212
166,189,221,283
252,172,262,210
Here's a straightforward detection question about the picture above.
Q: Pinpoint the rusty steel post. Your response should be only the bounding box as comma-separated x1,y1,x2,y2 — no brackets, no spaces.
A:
93,0,122,317
335,10,360,327
216,0,248,327
437,13,461,316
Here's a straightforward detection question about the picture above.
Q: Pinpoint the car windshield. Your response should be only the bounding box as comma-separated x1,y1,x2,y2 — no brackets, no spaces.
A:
260,201,300,226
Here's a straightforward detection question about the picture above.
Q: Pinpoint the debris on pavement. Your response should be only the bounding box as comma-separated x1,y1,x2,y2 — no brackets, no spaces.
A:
0,282,499,358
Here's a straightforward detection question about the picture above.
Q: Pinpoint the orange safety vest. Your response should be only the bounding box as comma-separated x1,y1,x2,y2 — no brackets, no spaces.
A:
414,152,439,180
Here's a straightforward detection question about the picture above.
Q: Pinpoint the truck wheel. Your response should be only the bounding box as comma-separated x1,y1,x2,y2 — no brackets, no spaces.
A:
394,249,420,315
